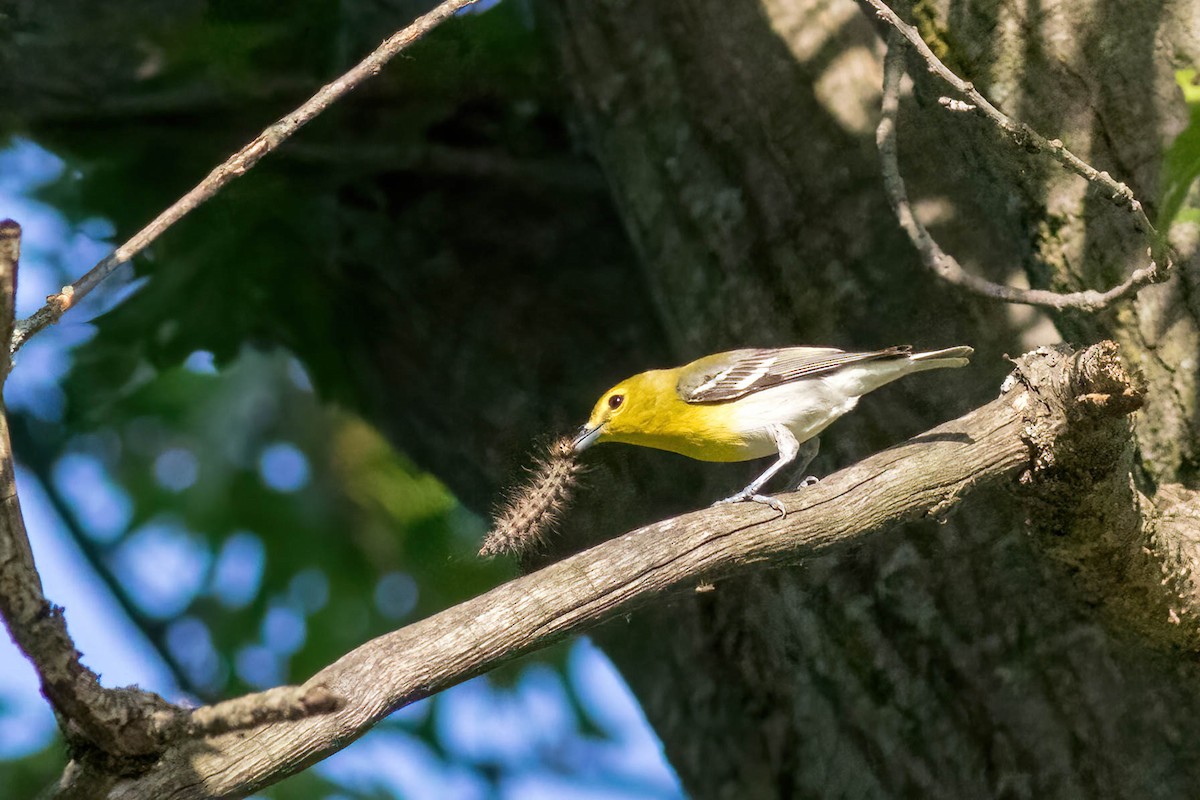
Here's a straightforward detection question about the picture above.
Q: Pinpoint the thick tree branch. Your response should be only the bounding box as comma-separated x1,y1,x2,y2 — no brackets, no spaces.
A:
9,0,479,355
65,342,1140,799
998,343,1200,651
872,13,1169,311
1147,484,1200,633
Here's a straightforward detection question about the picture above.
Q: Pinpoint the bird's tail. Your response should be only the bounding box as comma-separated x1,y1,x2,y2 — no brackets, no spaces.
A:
907,345,974,372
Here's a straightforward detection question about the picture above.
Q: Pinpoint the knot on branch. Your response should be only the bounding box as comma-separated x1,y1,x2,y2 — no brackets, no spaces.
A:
1068,340,1146,417
61,687,179,773
1010,341,1143,485
62,683,348,783
1005,342,1200,652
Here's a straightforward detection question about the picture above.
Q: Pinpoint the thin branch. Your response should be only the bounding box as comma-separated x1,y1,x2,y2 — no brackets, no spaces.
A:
80,343,1141,799
866,0,1166,249
9,0,479,355
0,220,18,376
5,414,201,698
0,222,178,757
869,10,1169,312
2,227,326,759
69,684,345,749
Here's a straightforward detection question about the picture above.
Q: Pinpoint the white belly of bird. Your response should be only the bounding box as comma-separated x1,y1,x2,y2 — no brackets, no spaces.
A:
728,375,867,458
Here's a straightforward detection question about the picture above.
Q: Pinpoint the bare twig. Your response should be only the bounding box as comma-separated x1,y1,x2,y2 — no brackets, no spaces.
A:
78,343,1141,799
1,224,344,762
0,222,178,757
9,0,479,355
869,9,1169,312
5,414,201,698
0,221,18,375
866,0,1167,250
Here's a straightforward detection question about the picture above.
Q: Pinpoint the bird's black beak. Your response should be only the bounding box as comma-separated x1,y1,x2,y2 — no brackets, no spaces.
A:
571,422,603,452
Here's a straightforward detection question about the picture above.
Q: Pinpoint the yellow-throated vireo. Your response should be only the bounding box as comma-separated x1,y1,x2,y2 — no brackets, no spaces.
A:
572,344,973,513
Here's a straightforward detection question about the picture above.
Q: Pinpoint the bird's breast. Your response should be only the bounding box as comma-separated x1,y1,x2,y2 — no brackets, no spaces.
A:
609,401,768,462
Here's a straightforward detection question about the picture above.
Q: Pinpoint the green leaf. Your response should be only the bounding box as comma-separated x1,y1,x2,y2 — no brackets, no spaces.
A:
1159,69,1200,228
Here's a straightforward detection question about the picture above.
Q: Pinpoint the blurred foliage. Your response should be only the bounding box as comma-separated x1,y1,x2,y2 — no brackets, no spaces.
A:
17,0,560,408
18,349,507,700
1161,69,1200,228
0,0,679,797
0,742,65,800
4,0,630,520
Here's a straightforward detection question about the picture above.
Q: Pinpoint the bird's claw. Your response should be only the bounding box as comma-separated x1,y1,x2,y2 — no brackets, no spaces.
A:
797,475,820,488
750,494,786,516
713,491,787,517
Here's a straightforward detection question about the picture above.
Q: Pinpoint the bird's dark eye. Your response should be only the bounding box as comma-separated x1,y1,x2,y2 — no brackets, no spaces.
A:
608,394,625,410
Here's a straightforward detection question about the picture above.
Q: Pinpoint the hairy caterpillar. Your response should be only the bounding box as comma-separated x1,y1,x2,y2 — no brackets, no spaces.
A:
479,436,582,558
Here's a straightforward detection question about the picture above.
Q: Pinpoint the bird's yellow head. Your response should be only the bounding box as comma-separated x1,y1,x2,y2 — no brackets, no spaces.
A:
571,371,671,452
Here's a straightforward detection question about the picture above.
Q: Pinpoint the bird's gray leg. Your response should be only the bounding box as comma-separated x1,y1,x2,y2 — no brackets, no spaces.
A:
788,437,820,489
714,424,799,515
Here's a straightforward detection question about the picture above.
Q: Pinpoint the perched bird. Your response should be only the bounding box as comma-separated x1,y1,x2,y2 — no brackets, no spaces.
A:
571,344,973,513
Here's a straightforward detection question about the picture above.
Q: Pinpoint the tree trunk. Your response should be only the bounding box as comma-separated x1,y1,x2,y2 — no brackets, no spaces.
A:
495,0,1200,796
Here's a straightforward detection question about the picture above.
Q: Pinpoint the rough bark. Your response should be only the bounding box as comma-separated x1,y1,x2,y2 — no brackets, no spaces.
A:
512,0,1200,797
896,0,1200,484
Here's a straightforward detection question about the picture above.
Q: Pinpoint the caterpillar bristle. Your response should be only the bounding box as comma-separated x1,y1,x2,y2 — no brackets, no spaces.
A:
479,435,583,558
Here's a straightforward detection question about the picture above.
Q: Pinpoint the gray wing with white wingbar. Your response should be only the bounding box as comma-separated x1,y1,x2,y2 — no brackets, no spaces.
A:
677,345,912,404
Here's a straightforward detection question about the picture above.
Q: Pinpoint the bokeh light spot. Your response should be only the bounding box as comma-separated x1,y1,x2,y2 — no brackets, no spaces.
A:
259,442,309,492
78,216,115,240
112,520,210,618
263,604,307,656
183,350,218,374
374,572,419,621
390,697,432,727
236,645,282,689
210,531,265,609
7,336,68,421
288,568,329,614
166,616,223,694
52,452,131,542
0,676,56,758
287,357,313,392
154,447,198,492
319,731,488,800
